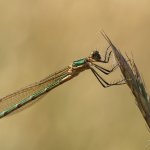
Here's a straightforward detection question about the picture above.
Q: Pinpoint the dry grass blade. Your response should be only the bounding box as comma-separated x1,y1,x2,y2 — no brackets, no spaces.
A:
101,31,150,129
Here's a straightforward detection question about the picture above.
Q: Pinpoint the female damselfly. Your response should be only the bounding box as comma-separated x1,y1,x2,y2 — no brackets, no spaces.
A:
0,48,125,118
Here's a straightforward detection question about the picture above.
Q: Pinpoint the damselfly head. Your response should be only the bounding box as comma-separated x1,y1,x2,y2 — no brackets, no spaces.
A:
90,50,101,61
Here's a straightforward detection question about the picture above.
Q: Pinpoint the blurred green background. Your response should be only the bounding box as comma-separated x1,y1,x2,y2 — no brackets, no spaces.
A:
0,0,150,150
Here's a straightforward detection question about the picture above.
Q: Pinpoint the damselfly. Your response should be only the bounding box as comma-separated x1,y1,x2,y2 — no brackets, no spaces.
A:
0,48,125,118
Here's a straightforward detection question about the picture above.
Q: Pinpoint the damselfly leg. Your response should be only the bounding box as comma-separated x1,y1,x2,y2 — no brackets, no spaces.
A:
100,45,112,63
89,47,126,88
90,67,125,88
92,63,118,75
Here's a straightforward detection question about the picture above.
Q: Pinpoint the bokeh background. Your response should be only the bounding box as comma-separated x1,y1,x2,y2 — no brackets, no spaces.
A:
0,0,150,150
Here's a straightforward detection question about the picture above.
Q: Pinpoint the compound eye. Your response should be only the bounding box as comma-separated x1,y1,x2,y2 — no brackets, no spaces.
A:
91,50,101,61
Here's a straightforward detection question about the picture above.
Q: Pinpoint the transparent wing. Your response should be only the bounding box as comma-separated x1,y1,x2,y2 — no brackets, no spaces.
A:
0,66,70,116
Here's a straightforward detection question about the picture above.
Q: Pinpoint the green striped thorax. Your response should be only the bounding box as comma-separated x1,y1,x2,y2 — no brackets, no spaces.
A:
72,50,101,67
72,58,87,67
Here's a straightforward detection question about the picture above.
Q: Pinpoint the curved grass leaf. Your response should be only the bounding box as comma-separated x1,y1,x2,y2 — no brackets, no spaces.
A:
101,32,150,129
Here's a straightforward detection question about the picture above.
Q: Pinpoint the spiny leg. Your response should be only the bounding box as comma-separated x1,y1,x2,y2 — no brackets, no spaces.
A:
100,45,112,63
90,67,126,88
94,57,132,75
93,63,119,75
